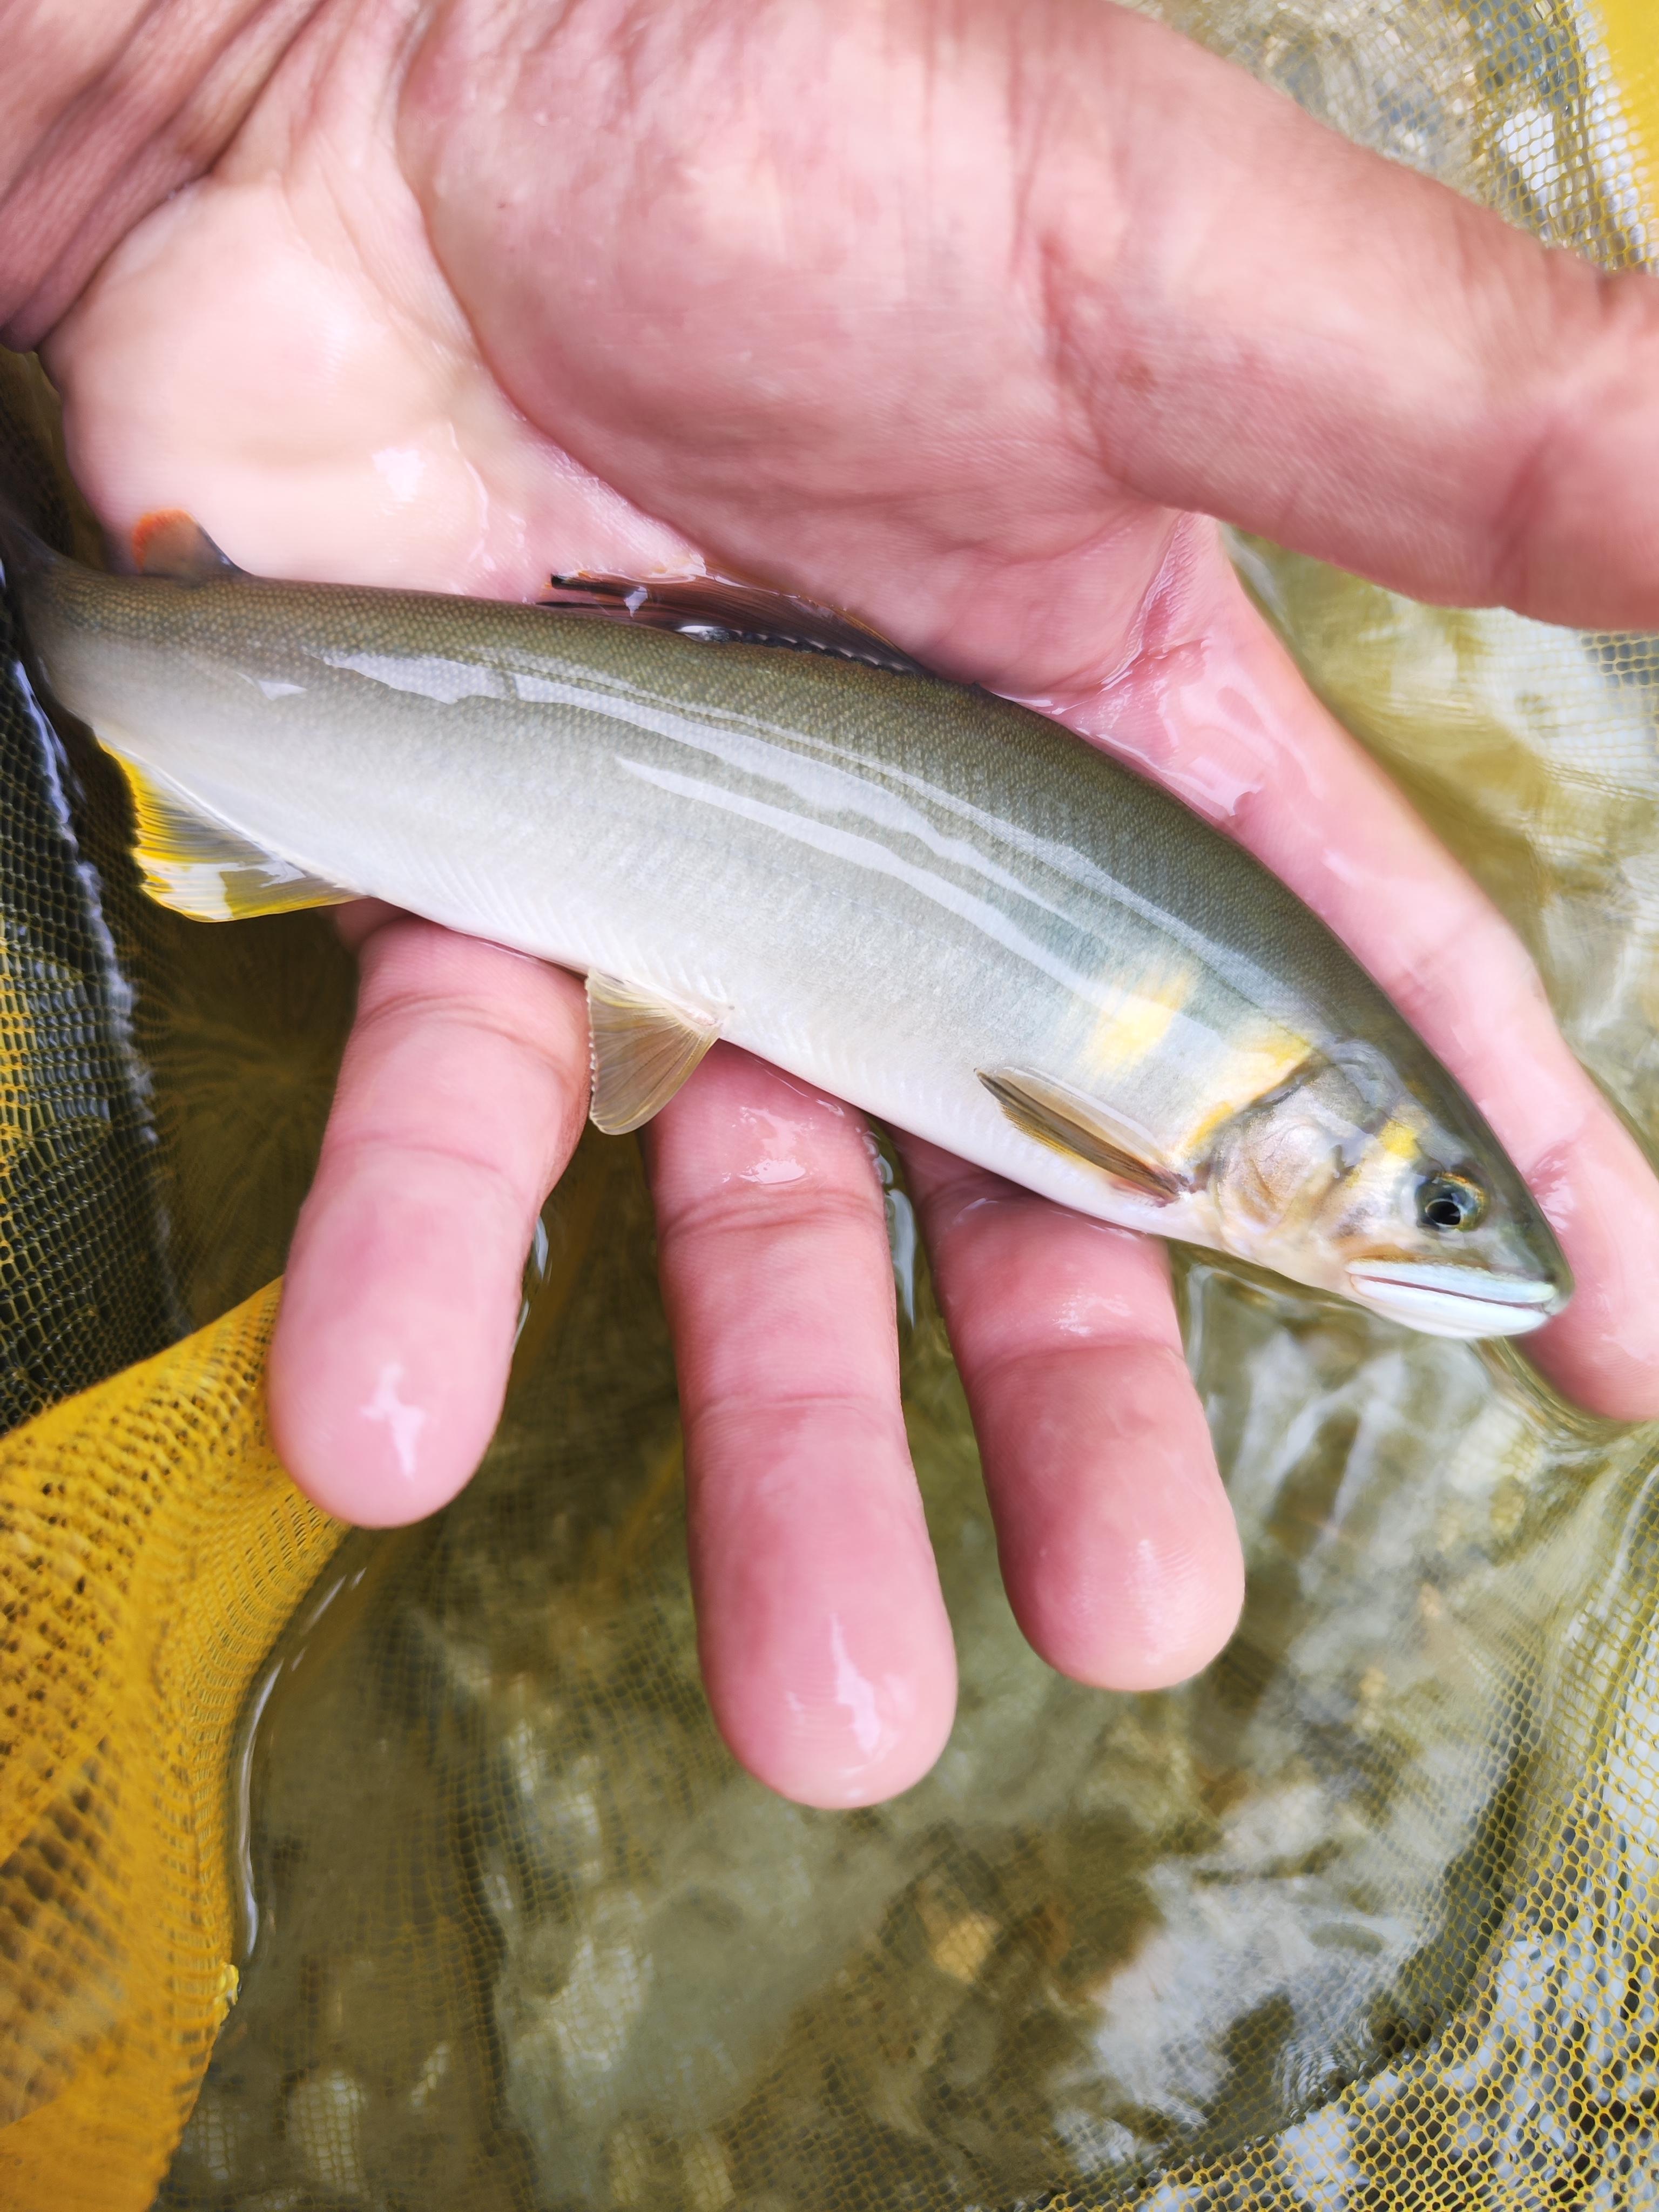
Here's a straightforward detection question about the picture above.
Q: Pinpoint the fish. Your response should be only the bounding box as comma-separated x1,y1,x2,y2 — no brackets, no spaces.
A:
0,505,1570,1341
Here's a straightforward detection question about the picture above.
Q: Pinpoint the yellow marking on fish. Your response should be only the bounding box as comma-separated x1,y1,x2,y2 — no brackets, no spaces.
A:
1079,967,1193,1077
104,740,350,923
1377,1117,1423,1164
1182,1026,1312,1156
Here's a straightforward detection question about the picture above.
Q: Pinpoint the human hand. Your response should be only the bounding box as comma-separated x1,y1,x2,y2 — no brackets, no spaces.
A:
11,0,1659,1808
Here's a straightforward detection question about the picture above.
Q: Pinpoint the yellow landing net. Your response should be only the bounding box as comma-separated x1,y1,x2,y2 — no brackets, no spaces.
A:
2,3,1658,2207
0,1289,333,2212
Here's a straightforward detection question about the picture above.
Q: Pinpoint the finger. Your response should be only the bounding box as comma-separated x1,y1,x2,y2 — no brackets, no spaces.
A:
409,0,1659,654
1038,9,1659,629
1055,532,1659,1421
897,1135,1242,1689
268,908,588,1523
643,1046,955,1809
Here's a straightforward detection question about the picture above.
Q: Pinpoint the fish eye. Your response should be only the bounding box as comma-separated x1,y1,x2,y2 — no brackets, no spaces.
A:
1417,1174,1486,1232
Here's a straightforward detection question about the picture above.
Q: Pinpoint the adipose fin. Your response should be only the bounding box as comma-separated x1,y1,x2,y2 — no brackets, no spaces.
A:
132,511,244,586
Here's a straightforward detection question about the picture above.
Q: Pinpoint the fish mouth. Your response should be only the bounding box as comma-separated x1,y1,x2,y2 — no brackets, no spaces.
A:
1345,1260,1564,1340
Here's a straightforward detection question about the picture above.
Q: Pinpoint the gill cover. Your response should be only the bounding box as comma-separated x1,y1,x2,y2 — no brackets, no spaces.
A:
1207,1043,1570,1337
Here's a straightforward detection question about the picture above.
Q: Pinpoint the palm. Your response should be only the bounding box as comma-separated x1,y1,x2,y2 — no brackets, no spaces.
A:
42,0,1659,1807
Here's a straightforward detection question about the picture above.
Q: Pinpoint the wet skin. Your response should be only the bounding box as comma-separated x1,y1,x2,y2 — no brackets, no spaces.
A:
6,0,1659,1808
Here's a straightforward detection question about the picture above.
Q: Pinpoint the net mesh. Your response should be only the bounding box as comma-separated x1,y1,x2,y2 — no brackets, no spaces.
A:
0,1,1656,2206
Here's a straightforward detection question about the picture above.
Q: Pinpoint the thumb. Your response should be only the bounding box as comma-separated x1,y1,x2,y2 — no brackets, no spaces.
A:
1046,7,1659,628
406,0,1659,635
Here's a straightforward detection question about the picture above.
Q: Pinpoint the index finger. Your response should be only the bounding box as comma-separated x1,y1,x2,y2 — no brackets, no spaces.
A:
268,908,590,1523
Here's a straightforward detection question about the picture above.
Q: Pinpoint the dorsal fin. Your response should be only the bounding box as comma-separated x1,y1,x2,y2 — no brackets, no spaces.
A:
587,973,725,1135
542,572,932,678
979,1067,1191,1204
106,749,352,921
132,510,243,585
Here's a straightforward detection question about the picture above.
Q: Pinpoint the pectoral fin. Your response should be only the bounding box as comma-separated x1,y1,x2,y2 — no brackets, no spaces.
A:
109,751,352,920
587,973,725,1135
132,510,244,584
979,1067,1190,1205
542,572,931,678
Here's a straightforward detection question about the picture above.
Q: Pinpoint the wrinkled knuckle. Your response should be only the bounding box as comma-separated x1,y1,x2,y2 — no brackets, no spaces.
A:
916,1169,1026,1242
965,1329,1184,1406
689,1385,897,1434
1393,901,1542,1034
353,986,583,1085
655,1175,884,1254
1487,264,1656,609
321,1130,542,1221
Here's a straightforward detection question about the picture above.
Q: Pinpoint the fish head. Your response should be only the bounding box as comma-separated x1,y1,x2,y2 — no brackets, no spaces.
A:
1206,1043,1571,1339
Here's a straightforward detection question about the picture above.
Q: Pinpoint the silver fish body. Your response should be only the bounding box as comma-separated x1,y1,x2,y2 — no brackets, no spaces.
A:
10,543,1570,1338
